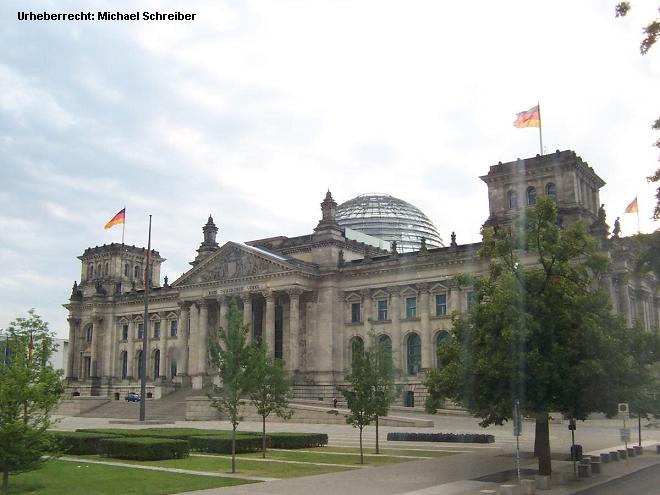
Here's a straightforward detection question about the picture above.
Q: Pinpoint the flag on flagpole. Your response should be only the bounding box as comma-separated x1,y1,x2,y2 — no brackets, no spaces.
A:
104,208,126,229
624,198,638,214
513,105,541,128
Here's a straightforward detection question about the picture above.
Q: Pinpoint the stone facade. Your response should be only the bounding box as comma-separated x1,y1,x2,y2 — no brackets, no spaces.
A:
64,150,659,405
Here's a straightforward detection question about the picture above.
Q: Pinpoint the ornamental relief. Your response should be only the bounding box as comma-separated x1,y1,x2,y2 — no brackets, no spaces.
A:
198,247,286,283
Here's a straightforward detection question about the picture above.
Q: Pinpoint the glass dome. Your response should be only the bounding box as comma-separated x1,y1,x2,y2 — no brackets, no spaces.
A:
336,193,444,252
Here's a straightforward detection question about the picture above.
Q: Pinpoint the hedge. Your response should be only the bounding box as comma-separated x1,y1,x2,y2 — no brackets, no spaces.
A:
386,432,495,443
99,437,190,460
188,435,263,454
48,431,117,455
76,428,252,440
268,433,328,449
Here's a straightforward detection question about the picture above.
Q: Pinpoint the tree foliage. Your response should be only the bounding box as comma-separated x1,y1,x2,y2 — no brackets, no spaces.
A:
370,331,397,454
0,310,63,491
425,198,637,475
244,342,292,458
207,297,250,473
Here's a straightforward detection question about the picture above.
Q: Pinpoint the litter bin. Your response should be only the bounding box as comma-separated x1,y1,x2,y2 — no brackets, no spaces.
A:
570,444,583,461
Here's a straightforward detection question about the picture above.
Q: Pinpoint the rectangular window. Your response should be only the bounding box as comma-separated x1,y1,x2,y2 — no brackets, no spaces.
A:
154,321,161,339
137,323,144,340
351,302,361,323
377,300,388,321
467,291,478,310
405,297,417,319
170,320,178,337
122,324,128,341
435,294,447,316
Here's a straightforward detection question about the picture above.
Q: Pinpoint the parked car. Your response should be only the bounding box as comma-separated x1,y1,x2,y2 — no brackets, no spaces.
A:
125,392,140,402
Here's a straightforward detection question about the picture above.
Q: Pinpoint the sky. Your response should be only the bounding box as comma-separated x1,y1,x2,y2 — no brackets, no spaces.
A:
1,0,658,338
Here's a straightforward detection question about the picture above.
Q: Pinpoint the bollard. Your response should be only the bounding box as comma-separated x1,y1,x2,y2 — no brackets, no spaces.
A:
610,450,620,461
627,447,635,457
657,445,660,454
591,460,602,474
499,484,518,495
633,445,643,455
600,452,610,463
535,475,551,491
521,479,536,495
618,449,628,459
578,462,592,478
581,456,591,465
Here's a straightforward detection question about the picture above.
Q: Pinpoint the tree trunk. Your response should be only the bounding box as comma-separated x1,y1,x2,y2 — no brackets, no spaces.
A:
231,425,237,473
262,415,267,459
2,463,8,491
535,412,552,475
534,418,542,457
375,416,380,454
359,426,364,464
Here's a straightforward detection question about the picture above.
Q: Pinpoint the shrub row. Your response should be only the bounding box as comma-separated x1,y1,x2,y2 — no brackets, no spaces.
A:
99,437,190,460
48,431,117,455
269,433,328,449
189,435,263,454
386,432,495,443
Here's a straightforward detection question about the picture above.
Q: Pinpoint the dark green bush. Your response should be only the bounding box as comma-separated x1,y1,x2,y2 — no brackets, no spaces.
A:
386,432,494,443
188,435,263,454
99,437,190,460
268,433,328,449
49,431,117,455
76,428,243,440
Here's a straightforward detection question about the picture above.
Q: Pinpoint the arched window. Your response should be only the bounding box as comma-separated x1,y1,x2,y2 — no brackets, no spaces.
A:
124,263,130,277
435,331,450,368
378,334,392,356
137,350,143,379
507,190,518,209
406,333,421,375
86,325,93,342
527,186,537,206
546,183,557,200
88,264,94,279
350,336,364,365
153,349,160,378
121,351,128,379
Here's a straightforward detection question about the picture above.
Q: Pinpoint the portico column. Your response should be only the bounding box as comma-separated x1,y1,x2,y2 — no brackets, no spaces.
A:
288,289,303,372
188,303,199,375
218,296,228,332
197,300,209,375
177,302,191,375
390,289,402,371
90,316,101,378
66,317,79,379
128,319,136,378
264,290,275,356
419,284,432,369
242,293,253,342
362,289,372,334
160,311,168,379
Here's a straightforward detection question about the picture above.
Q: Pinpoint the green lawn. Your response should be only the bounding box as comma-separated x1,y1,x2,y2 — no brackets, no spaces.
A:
321,446,459,458
240,449,422,465
73,454,352,478
5,459,255,495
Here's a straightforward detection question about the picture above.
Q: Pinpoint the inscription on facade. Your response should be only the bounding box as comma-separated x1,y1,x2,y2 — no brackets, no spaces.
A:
208,284,262,296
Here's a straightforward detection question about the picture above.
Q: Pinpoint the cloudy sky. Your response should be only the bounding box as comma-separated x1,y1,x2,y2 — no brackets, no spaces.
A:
1,0,658,338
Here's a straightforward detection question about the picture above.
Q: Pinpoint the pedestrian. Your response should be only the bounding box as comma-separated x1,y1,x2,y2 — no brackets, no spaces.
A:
333,395,338,408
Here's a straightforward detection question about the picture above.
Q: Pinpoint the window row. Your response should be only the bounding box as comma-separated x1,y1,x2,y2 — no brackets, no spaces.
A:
350,294,450,323
85,262,146,280
119,349,177,380
119,320,178,341
349,330,451,375
507,183,556,209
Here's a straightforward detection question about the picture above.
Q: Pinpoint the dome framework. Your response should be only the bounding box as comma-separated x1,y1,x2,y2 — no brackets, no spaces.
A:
336,193,444,252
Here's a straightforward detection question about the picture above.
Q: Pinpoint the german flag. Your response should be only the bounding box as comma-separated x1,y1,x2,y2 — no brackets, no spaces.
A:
624,197,638,214
104,208,125,229
513,105,541,128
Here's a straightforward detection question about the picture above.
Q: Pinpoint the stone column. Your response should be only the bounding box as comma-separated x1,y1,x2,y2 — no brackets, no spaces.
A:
198,300,209,376
90,316,101,378
188,303,199,376
66,317,79,379
390,289,402,371
288,289,303,372
362,289,372,334
104,316,115,379
160,311,169,379
419,284,432,369
242,293,253,342
127,319,136,378
218,296,228,332
177,302,191,376
264,290,275,356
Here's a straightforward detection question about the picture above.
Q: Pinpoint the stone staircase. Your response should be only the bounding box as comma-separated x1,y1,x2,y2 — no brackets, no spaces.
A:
77,388,202,421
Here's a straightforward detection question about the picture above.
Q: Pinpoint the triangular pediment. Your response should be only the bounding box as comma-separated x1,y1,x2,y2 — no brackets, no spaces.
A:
173,242,302,287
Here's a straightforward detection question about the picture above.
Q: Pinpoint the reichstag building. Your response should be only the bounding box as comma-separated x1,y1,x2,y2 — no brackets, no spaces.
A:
64,150,659,406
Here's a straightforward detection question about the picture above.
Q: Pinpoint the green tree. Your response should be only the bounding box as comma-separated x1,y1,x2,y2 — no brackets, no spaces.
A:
369,331,397,455
0,309,63,491
425,198,635,476
207,297,250,473
340,344,376,464
244,342,293,458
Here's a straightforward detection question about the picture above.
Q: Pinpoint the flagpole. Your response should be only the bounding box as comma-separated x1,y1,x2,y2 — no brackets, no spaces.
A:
121,205,126,246
635,195,640,234
139,214,152,423
537,102,544,155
